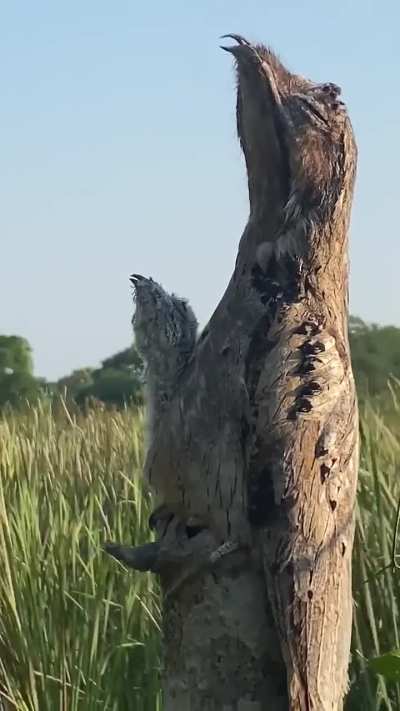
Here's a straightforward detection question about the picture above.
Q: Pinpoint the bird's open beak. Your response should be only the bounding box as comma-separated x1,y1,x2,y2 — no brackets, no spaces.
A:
220,34,283,108
220,33,252,53
130,273,145,286
220,34,290,216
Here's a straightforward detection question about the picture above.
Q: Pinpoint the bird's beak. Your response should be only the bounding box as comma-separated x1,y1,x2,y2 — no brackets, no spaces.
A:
220,33,252,54
220,33,282,108
219,34,291,227
130,273,145,286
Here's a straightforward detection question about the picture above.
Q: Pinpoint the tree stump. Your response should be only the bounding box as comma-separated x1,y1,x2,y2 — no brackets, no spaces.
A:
106,34,359,711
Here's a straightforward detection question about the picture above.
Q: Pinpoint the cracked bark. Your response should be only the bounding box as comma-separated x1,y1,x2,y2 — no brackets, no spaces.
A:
106,35,358,711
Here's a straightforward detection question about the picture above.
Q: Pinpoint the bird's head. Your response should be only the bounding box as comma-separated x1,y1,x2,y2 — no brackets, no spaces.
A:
221,35,357,230
130,274,197,362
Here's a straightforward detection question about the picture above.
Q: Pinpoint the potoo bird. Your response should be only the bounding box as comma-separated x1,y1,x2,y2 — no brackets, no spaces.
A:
127,34,358,711
220,34,358,710
130,274,198,443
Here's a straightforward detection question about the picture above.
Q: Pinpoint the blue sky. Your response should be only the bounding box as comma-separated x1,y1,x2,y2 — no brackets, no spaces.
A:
1,1,398,380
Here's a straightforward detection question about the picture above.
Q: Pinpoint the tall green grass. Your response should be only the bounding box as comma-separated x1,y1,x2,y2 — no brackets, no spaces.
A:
0,400,161,710
1,394,400,709
350,391,400,710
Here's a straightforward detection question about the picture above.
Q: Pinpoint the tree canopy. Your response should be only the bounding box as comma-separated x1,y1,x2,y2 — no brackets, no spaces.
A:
0,335,42,408
349,317,400,396
57,346,144,407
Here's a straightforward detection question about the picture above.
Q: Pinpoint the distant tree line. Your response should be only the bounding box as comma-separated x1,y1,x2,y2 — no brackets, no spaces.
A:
0,317,399,409
349,317,400,398
0,336,44,408
0,337,143,409
56,347,144,407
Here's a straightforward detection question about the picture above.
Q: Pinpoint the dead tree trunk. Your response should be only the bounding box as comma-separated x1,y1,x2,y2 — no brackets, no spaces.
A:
106,34,358,711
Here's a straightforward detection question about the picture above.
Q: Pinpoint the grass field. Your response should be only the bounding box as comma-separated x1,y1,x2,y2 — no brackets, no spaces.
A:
0,393,400,710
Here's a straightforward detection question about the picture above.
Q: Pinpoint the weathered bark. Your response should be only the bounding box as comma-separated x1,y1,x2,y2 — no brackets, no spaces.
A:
107,35,358,710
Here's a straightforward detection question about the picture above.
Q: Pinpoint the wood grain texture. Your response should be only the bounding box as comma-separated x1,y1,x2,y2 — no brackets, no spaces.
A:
140,36,358,710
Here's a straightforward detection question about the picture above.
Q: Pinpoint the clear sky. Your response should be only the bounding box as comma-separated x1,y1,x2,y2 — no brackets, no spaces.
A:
1,1,398,380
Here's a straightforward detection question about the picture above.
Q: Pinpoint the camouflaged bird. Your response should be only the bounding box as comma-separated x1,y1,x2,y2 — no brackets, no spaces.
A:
128,35,358,711
130,274,198,446
219,34,359,710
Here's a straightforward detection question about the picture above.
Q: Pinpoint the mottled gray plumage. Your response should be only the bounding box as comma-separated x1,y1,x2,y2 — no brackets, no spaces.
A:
222,34,358,711
106,36,359,710
130,274,198,439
